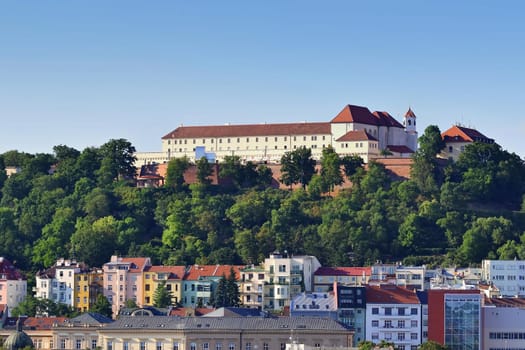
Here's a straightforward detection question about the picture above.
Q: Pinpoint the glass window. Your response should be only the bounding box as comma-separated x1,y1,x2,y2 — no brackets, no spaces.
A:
76,340,82,350
124,342,129,350
140,342,146,350
173,343,179,350
107,341,113,350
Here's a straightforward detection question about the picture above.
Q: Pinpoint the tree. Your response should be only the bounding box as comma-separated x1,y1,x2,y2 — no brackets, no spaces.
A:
91,294,112,318
196,157,213,185
165,157,190,190
419,340,448,350
340,155,364,178
153,281,173,308
97,139,137,184
226,267,240,307
319,145,343,193
280,146,316,189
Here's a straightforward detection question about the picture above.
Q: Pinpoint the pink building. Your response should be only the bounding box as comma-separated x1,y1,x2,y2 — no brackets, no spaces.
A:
103,256,151,317
0,257,26,313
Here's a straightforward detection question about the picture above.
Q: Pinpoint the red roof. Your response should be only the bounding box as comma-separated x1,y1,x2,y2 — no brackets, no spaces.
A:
315,266,372,276
184,265,243,281
441,125,494,143
0,304,6,314
373,111,405,128
24,317,68,330
162,122,331,139
331,105,378,125
386,145,414,154
404,108,417,119
169,307,215,316
119,257,151,273
0,257,23,280
146,265,187,280
366,285,420,304
336,130,378,142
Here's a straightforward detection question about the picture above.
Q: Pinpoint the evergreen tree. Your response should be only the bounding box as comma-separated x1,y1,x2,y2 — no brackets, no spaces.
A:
91,294,113,318
153,281,173,308
226,267,240,307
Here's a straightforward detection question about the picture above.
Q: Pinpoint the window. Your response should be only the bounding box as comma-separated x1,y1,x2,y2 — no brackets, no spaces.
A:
398,308,405,315
449,146,453,153
385,307,392,315
385,320,392,328
141,342,146,350
411,333,418,340
263,344,269,350
191,344,197,350
145,284,150,291
398,333,405,341
411,307,418,315
411,320,418,328
76,340,82,349
372,320,379,327
157,342,163,350
124,342,129,350
246,343,251,350
107,341,113,350
372,307,379,315
216,344,222,350
229,343,235,350
398,320,405,328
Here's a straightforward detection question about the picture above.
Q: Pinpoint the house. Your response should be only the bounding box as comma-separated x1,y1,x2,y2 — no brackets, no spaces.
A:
313,267,371,292
0,258,26,313
135,103,418,165
440,125,494,161
365,285,422,350
142,265,186,306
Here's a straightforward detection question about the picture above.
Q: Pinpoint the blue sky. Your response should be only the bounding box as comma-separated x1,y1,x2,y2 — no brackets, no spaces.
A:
1,1,524,157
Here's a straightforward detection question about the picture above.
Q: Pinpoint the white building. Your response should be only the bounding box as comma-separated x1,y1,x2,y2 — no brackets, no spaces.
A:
483,297,525,350
35,258,84,307
481,259,525,297
365,285,422,350
136,104,418,165
0,258,26,312
263,252,321,311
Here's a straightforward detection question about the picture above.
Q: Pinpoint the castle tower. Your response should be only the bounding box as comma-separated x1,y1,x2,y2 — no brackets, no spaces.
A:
403,107,417,134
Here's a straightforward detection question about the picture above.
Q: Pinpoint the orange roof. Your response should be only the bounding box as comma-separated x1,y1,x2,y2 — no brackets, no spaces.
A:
119,257,151,273
373,111,405,128
366,285,420,304
441,125,494,143
336,130,378,142
184,265,243,281
331,105,378,125
24,317,68,330
146,265,186,279
162,122,331,139
386,145,414,153
404,108,417,119
0,304,6,314
169,307,215,316
315,266,372,276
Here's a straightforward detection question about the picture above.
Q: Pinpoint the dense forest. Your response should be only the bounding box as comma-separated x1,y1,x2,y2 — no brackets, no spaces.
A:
1,125,525,284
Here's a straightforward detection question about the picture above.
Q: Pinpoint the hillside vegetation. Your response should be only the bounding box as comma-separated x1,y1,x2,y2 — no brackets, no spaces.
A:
1,126,525,281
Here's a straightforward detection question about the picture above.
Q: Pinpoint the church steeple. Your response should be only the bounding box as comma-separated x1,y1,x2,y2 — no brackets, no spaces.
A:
403,107,417,134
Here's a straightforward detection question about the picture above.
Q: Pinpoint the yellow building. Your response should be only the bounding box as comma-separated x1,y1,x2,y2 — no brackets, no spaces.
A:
74,268,103,312
143,266,187,306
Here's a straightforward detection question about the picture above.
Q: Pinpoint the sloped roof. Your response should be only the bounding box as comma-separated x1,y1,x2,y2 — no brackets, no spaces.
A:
366,285,420,304
386,145,414,154
15,317,68,330
104,315,350,331
203,307,265,317
146,265,187,280
67,312,113,325
169,307,214,317
404,108,417,119
336,130,378,142
0,258,23,280
184,265,242,281
484,297,525,307
315,266,371,277
331,105,378,125
162,122,331,139
373,111,405,128
109,257,150,273
441,125,494,143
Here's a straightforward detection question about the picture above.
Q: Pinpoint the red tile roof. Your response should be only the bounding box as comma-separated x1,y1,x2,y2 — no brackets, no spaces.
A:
336,130,378,142
331,105,379,125
386,145,414,154
372,111,405,128
366,285,420,304
146,265,187,279
0,257,23,280
441,125,494,143
404,108,417,119
483,297,525,307
169,307,214,317
315,266,372,276
24,317,68,330
184,265,243,281
162,122,331,139
119,257,151,273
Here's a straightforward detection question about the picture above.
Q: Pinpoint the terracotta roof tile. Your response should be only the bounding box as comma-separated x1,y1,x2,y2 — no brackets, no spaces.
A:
22,317,68,330
184,265,243,281
372,111,405,128
162,122,331,140
0,257,23,280
366,285,420,304
404,108,417,119
330,105,378,125
386,145,414,153
146,265,186,279
119,257,151,273
441,125,494,143
336,130,378,142
315,266,371,276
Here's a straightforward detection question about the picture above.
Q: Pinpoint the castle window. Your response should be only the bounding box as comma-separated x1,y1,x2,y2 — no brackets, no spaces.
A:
246,138,249,142
255,137,259,142
211,139,214,143
202,139,205,144
184,140,187,144
275,137,278,142
193,139,196,144
228,139,231,143
449,146,453,153
237,138,240,143
265,137,268,142
284,137,287,141
303,136,306,141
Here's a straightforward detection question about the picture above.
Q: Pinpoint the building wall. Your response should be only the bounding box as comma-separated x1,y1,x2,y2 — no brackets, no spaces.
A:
483,306,525,350
440,141,470,161
482,260,525,297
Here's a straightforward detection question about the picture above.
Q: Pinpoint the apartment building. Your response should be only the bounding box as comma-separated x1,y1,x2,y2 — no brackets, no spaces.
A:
103,256,151,316
143,265,186,306
263,252,321,311
365,285,422,350
35,259,86,308
74,268,103,312
313,267,371,292
334,284,367,346
481,259,525,297
239,265,265,309
0,258,26,312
